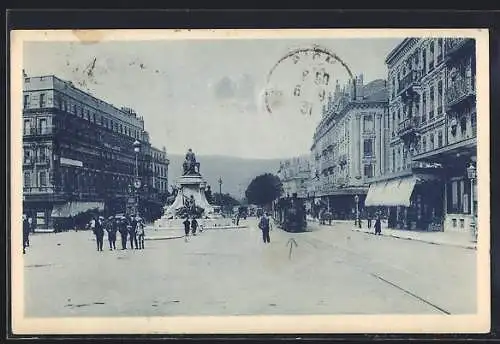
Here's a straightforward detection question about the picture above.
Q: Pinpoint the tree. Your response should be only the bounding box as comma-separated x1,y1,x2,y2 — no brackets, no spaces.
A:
213,193,241,208
245,173,283,206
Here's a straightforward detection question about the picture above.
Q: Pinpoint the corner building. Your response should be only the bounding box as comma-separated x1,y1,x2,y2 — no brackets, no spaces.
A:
310,76,388,219
22,75,169,229
365,38,476,232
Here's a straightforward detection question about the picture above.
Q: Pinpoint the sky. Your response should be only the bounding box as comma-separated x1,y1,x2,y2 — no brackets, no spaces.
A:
24,36,403,159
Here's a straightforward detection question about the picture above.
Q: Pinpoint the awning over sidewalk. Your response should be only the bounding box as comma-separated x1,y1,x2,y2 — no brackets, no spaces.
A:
51,201,104,218
365,176,418,207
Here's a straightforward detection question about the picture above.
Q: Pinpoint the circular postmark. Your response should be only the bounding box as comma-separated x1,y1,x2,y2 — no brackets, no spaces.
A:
263,44,356,117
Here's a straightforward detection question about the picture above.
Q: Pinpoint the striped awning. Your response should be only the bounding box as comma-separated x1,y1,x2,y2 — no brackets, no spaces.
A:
51,201,104,218
365,176,418,207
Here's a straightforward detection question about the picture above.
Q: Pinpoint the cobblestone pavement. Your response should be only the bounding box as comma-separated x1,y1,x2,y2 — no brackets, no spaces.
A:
23,217,476,317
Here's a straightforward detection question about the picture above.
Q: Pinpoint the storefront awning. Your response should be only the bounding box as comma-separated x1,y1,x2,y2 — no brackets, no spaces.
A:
365,176,418,207
51,201,104,218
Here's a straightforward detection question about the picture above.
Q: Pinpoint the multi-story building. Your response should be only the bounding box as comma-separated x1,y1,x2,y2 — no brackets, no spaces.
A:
365,37,476,232
22,75,168,229
277,156,311,199
310,75,388,219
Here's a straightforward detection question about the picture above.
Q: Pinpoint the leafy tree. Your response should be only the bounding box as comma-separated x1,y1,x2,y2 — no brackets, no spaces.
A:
213,193,241,208
245,173,283,206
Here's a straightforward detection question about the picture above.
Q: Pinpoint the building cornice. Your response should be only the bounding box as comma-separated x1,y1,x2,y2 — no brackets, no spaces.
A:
385,38,418,67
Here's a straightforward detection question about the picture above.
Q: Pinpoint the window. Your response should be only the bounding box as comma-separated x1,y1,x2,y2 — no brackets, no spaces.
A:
437,80,443,113
429,86,435,119
364,164,373,178
363,139,373,157
24,172,31,188
23,148,31,163
38,147,46,161
422,136,427,152
93,113,96,123
422,48,427,73
429,43,435,70
120,124,123,133
438,130,443,148
430,133,435,150
437,38,443,60
39,171,47,187
363,115,374,133
100,116,104,126
73,104,77,114
24,95,29,109
422,92,427,122
23,119,31,135
39,93,46,108
38,118,47,134
451,180,458,211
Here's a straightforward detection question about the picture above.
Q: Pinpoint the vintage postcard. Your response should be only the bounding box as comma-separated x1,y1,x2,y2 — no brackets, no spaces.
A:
10,28,490,334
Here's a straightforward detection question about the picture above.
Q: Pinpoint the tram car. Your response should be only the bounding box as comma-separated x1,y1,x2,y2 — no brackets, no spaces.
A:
274,194,307,233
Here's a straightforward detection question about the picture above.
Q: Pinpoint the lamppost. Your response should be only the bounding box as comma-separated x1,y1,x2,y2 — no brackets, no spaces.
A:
218,177,223,211
133,140,141,216
354,194,360,228
466,162,477,242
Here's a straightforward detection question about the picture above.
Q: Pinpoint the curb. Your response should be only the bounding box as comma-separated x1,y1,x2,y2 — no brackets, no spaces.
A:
145,235,185,241
351,228,476,250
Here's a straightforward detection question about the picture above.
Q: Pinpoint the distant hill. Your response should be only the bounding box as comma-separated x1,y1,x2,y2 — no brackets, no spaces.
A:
167,154,283,200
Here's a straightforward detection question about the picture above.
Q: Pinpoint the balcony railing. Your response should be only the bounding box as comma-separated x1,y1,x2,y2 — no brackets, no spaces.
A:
397,70,422,95
397,116,420,138
447,77,476,108
23,186,53,194
23,127,53,136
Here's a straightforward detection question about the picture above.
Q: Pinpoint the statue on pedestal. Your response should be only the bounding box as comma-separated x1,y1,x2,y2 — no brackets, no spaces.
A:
183,148,200,175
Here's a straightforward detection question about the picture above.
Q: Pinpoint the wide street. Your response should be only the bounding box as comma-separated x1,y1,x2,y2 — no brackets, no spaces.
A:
23,218,476,317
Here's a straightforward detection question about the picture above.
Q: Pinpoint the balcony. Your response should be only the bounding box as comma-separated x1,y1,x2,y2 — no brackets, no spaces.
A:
23,127,53,137
35,158,51,166
397,116,420,141
397,70,422,97
445,38,474,59
447,77,476,109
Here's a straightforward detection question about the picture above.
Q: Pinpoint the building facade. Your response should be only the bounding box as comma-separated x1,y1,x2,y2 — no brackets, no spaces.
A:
22,75,169,229
309,76,388,219
365,37,476,233
277,156,311,199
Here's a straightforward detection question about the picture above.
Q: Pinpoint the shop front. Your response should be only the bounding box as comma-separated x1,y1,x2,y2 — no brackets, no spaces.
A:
365,174,444,231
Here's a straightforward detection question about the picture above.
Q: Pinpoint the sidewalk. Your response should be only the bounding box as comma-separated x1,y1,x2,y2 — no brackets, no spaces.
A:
308,219,477,250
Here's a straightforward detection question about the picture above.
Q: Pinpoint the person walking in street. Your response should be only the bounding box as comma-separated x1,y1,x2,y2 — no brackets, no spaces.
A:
129,215,138,249
137,218,145,249
93,216,105,251
367,212,372,229
119,218,128,250
258,212,271,244
183,217,191,242
374,215,382,235
191,217,198,236
236,213,240,226
106,217,117,250
22,214,30,254
27,216,34,246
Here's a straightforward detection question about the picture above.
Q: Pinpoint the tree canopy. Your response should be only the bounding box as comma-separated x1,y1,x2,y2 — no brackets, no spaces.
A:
213,193,241,208
245,173,283,206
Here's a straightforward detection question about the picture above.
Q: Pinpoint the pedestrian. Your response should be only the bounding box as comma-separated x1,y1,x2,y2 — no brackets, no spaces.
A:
191,217,198,236
374,215,382,235
106,217,117,250
236,213,240,226
367,212,372,229
119,218,128,250
27,216,34,246
183,217,191,242
93,216,105,251
258,212,271,244
137,219,145,250
22,214,30,254
129,215,138,249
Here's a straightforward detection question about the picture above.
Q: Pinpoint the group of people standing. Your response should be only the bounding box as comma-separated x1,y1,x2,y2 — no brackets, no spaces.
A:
89,215,146,252
182,217,201,241
22,214,35,254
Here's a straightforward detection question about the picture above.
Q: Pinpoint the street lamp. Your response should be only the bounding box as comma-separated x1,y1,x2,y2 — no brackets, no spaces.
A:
218,177,223,209
466,162,477,242
354,194,360,228
133,140,141,216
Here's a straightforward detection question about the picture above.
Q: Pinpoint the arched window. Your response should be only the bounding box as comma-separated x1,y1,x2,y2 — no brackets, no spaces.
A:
39,171,47,187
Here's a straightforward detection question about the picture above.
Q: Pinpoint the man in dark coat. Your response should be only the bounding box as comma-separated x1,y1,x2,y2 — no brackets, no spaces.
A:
119,218,128,250
93,216,105,251
183,217,191,242
106,217,117,250
129,215,138,249
191,218,198,236
374,215,382,235
22,215,30,254
258,213,271,244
